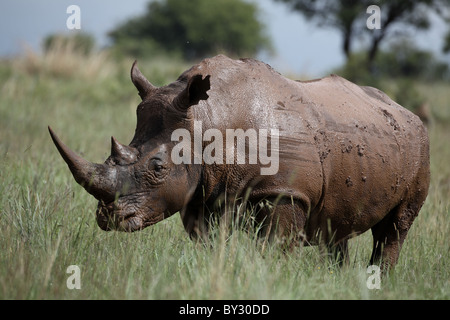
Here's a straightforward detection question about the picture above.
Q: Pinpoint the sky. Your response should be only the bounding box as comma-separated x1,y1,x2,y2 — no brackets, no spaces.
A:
0,0,448,77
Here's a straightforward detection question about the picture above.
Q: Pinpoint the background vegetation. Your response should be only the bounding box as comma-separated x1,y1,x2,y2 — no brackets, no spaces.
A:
0,0,449,299
108,0,271,60
275,0,449,74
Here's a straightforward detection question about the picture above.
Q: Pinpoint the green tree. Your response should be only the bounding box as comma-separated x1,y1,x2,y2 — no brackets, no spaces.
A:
274,0,445,73
109,0,271,60
336,40,449,84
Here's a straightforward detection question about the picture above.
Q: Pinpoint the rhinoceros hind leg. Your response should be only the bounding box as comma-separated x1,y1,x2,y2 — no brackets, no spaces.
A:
370,195,426,271
369,206,404,271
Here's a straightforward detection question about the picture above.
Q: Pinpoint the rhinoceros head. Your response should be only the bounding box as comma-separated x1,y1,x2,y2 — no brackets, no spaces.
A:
49,61,210,232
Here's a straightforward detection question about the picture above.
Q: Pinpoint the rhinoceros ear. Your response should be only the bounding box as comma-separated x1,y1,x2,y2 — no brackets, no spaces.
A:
131,60,156,100
176,74,211,109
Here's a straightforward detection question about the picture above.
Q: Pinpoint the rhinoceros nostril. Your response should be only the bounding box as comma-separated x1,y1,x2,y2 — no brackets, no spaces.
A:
106,202,115,211
97,200,116,216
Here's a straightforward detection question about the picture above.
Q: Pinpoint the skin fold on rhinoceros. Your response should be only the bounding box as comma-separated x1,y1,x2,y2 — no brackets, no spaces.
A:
49,54,430,269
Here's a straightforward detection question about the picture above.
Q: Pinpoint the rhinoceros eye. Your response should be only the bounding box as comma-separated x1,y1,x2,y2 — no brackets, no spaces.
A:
148,158,168,183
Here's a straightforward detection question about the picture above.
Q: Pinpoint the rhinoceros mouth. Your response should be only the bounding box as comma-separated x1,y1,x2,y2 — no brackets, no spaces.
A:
95,192,164,232
96,198,144,232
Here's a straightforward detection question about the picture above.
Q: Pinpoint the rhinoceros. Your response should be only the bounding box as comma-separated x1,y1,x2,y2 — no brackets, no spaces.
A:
49,54,430,269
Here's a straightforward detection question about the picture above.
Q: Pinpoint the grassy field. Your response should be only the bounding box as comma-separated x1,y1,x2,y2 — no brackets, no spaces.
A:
0,47,448,300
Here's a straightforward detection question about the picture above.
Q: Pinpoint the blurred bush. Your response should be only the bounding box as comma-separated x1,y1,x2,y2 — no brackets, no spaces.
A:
15,33,112,79
43,33,96,56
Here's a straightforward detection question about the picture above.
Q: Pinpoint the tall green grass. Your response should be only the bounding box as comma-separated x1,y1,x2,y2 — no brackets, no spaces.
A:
0,47,448,299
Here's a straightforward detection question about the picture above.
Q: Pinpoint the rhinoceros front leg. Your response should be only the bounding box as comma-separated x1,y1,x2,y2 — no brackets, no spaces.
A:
180,198,210,240
326,241,349,267
252,196,308,250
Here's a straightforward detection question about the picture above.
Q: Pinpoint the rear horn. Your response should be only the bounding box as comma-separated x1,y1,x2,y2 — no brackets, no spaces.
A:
131,60,156,100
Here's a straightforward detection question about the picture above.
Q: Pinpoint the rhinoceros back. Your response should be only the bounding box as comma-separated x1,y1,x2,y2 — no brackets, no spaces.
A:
292,75,430,238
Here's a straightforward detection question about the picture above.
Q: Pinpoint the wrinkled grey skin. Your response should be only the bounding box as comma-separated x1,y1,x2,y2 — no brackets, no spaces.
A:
50,55,430,269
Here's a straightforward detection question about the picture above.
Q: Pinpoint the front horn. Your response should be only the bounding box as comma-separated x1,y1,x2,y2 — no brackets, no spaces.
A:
48,126,117,202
